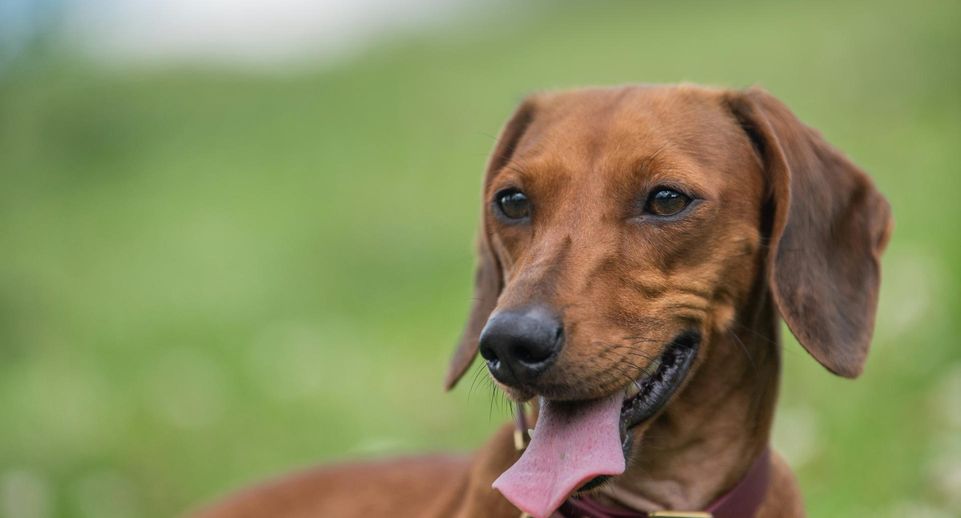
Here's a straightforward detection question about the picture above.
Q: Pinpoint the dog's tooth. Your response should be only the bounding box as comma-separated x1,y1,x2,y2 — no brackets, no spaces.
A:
647,357,662,374
624,381,641,400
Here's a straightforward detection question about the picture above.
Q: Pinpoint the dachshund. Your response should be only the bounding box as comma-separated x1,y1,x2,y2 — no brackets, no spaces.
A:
195,84,891,518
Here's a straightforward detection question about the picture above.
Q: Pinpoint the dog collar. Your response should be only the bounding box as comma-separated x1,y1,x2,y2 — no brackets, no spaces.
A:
554,447,771,518
511,405,772,518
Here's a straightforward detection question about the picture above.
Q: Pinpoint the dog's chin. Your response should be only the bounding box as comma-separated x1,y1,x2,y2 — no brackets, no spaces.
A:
498,385,535,403
574,330,702,494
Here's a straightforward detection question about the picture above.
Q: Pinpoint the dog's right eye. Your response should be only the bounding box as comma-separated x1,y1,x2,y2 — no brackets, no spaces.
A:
495,190,531,220
644,188,692,217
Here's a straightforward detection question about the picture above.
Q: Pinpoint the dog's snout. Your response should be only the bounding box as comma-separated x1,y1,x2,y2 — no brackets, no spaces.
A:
479,306,563,386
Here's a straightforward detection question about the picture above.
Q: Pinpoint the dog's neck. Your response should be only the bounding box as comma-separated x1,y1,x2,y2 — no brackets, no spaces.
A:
595,291,781,511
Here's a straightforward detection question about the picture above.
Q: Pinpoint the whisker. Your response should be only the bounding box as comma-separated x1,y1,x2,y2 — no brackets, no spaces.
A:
732,320,779,347
592,341,658,363
624,336,661,343
657,304,709,312
729,329,757,373
467,363,488,402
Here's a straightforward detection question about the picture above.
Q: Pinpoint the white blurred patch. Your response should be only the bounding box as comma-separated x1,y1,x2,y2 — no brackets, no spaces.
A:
927,369,961,511
0,469,51,518
145,348,227,429
63,0,501,68
931,460,961,511
888,501,955,518
70,470,140,518
772,405,819,469
875,245,943,341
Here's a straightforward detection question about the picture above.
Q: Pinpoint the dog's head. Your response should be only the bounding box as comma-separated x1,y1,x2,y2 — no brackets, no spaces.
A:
448,85,890,396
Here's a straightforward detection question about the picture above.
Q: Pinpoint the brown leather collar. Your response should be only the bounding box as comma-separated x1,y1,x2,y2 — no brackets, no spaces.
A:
554,447,772,518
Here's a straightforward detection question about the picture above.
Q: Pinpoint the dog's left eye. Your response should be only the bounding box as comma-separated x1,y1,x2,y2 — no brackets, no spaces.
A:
644,188,692,217
495,189,531,220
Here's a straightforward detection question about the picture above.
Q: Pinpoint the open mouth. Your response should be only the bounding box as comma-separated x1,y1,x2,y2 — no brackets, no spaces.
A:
491,331,701,518
577,331,701,492
620,331,701,432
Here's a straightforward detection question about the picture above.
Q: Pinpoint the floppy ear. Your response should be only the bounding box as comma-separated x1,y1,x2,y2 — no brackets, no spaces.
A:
727,88,893,378
444,99,538,390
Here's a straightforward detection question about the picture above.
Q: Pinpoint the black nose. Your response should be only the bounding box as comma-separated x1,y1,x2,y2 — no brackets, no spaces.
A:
479,306,564,386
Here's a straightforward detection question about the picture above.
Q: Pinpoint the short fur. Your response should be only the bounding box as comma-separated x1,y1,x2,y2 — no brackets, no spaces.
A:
195,85,891,518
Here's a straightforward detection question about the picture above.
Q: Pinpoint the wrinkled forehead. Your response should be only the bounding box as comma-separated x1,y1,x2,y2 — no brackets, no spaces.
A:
495,87,756,197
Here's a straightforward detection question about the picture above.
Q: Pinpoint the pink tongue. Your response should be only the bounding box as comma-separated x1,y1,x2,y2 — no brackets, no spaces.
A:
492,393,626,518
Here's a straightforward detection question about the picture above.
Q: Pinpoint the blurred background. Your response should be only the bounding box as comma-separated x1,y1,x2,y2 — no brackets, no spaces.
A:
1,0,959,516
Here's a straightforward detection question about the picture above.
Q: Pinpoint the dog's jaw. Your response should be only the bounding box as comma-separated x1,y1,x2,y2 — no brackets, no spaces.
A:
490,332,702,517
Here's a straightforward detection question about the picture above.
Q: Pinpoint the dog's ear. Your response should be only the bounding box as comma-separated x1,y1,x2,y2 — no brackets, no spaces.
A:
444,98,538,390
726,88,892,378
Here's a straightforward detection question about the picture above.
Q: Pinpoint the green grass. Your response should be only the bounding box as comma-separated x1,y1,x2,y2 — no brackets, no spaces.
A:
1,0,960,516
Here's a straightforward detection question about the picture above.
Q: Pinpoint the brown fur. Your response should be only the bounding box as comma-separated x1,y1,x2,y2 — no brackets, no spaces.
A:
193,84,891,517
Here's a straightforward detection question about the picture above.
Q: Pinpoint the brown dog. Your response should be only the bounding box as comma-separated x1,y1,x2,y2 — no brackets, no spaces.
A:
195,84,891,518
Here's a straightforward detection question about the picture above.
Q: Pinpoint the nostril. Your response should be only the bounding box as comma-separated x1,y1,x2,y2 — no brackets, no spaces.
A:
479,342,498,362
479,343,498,362
511,337,555,366
511,343,540,365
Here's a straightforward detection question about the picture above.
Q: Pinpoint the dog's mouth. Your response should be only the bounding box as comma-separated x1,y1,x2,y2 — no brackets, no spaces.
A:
579,330,701,492
491,331,701,518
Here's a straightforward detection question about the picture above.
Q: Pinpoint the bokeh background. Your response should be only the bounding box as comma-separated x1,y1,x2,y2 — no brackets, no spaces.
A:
1,0,960,516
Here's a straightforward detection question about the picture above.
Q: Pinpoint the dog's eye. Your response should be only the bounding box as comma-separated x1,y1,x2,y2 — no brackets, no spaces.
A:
496,190,531,220
644,188,691,217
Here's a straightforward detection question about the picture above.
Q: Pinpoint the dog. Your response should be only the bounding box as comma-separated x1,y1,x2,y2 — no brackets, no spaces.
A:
195,84,892,518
